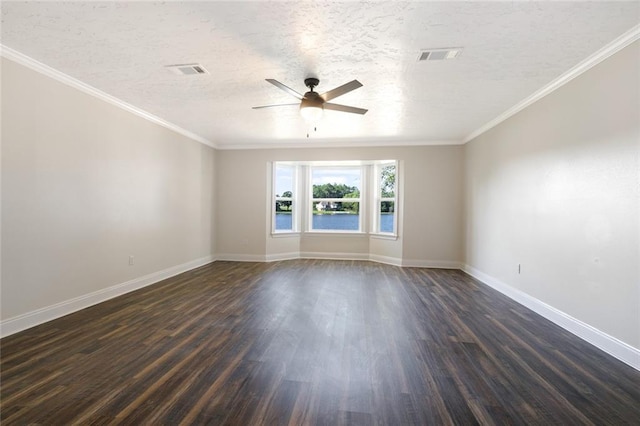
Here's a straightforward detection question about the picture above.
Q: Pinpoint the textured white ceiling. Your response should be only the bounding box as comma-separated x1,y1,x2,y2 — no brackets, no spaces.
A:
2,1,639,148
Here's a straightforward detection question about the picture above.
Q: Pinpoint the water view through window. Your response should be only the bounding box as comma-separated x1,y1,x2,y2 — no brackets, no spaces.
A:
310,167,362,231
275,213,394,232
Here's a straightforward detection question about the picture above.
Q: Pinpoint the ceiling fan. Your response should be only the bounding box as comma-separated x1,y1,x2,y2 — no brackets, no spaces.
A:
252,78,368,125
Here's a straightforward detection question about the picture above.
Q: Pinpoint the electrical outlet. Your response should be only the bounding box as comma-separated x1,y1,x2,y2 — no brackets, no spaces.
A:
129,255,135,266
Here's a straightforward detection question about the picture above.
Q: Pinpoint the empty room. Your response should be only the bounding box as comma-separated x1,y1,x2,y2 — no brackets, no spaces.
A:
1,1,639,424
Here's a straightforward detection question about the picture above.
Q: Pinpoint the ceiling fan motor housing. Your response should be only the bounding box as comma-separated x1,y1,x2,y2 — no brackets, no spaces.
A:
301,91,323,108
304,77,320,90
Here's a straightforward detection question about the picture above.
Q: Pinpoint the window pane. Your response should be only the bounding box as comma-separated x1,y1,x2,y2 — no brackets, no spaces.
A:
275,165,294,198
274,163,295,232
311,168,361,198
312,202,360,231
274,201,293,231
380,201,395,233
380,165,396,197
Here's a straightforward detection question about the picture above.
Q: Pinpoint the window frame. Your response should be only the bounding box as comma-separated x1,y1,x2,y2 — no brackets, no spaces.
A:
272,163,299,234
372,161,398,237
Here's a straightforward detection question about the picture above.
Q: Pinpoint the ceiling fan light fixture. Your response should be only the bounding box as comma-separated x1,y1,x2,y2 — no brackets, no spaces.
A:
300,101,323,124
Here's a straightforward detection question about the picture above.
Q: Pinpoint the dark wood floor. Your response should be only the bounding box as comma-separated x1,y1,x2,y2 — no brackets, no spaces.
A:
1,260,639,425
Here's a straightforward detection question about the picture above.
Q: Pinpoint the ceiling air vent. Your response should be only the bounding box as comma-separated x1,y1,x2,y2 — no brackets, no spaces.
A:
418,48,463,61
165,63,209,75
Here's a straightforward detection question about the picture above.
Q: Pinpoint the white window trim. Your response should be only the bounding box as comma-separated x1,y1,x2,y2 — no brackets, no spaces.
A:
371,161,398,237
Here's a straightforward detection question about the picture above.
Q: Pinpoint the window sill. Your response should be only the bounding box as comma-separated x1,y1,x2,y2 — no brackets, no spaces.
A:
271,231,301,238
370,233,398,241
303,231,367,237
271,230,398,241
271,231,398,240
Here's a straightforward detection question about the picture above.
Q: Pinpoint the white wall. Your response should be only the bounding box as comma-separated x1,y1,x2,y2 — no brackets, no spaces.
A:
215,146,464,266
464,41,639,350
1,57,216,328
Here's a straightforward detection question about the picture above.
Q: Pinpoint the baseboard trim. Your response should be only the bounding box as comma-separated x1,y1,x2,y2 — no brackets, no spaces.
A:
299,251,370,261
0,255,216,338
462,264,640,371
215,254,267,262
265,252,302,262
224,251,446,267
402,259,463,269
368,254,403,266
250,251,403,266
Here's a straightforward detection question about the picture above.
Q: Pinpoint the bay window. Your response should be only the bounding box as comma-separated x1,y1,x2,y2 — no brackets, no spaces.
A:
271,160,398,237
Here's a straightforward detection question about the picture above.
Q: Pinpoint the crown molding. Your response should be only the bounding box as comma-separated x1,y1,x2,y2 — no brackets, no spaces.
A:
215,138,464,150
464,24,640,144
0,45,217,149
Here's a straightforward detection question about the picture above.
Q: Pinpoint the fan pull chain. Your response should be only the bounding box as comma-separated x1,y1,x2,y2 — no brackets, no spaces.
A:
306,126,318,138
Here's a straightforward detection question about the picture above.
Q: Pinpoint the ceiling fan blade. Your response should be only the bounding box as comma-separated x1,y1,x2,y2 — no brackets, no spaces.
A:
320,80,363,102
266,79,304,100
252,103,300,109
323,103,368,115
